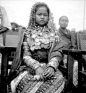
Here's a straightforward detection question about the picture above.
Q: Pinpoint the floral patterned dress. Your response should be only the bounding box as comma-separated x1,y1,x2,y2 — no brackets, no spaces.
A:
10,27,65,93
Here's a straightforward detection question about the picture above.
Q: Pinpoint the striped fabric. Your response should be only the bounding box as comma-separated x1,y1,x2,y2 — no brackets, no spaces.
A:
11,69,65,93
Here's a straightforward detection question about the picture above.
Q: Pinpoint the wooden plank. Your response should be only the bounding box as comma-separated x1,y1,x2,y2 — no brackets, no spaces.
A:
1,50,9,93
0,47,16,93
67,54,74,83
5,31,19,47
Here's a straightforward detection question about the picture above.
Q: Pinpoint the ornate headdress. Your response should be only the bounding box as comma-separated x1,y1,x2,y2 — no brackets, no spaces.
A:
27,2,57,32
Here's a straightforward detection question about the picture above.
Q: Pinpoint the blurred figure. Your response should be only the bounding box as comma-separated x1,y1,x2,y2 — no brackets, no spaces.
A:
0,6,12,75
59,16,69,27
0,6,11,30
57,16,78,86
71,28,76,33
58,16,69,34
57,16,71,67
58,16,76,49
11,22,19,31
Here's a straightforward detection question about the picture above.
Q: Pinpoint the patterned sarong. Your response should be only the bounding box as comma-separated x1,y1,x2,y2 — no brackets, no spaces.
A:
11,70,65,93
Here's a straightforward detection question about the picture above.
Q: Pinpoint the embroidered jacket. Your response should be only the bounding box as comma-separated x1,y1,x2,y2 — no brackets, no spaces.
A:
23,27,59,70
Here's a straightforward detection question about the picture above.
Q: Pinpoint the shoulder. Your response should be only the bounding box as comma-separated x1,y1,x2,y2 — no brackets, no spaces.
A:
0,6,4,10
66,29,72,36
0,6,6,13
66,29,71,33
24,28,32,36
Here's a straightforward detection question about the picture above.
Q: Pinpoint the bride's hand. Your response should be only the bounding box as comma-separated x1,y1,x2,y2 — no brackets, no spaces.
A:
36,66,44,76
43,66,55,78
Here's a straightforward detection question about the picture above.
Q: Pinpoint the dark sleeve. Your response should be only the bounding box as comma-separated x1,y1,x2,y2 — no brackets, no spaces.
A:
0,26,9,34
49,39,69,63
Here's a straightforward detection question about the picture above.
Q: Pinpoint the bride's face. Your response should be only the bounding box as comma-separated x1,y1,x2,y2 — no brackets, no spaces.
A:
35,6,49,27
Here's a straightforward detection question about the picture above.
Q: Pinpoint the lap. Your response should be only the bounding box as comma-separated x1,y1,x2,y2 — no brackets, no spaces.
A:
16,70,65,93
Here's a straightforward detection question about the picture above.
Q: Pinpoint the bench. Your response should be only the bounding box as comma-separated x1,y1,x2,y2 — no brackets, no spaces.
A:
0,27,24,93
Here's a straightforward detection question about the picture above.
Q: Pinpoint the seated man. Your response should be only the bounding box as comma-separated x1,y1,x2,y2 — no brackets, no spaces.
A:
48,15,77,91
57,16,75,67
53,16,78,87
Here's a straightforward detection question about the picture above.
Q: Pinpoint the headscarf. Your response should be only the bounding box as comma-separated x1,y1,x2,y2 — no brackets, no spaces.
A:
27,2,57,32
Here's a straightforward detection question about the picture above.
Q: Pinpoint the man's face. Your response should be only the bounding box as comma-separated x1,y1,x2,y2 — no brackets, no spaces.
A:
59,16,69,29
35,6,49,26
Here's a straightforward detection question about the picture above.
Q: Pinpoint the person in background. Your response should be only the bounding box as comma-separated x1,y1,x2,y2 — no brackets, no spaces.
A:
0,6,11,31
0,6,11,46
51,16,77,89
11,22,19,32
58,16,71,41
57,16,71,67
8,2,65,93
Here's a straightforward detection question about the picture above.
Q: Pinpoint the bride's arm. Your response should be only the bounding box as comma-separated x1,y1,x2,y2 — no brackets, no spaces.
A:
23,32,40,70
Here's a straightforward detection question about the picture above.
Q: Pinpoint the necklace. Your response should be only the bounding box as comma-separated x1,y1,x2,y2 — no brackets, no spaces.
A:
27,26,57,51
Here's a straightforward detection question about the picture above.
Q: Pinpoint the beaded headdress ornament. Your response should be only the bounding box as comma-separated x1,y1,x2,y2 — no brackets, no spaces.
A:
27,2,57,32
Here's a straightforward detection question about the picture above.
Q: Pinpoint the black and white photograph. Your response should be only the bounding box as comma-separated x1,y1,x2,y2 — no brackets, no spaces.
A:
0,0,86,93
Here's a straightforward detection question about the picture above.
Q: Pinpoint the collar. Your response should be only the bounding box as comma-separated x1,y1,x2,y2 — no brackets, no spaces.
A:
59,28,68,35
59,28,71,39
